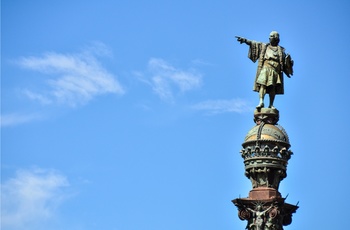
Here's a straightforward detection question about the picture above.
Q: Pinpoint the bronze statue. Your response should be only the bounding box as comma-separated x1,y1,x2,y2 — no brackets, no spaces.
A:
236,31,294,109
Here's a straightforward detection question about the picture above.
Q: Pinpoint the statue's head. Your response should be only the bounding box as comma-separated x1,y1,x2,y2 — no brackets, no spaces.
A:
269,31,280,45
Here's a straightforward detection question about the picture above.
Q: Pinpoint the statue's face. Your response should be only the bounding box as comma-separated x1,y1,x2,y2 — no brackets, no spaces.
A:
269,32,279,45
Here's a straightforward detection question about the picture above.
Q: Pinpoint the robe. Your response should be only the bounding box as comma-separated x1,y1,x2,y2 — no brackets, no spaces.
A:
247,41,293,95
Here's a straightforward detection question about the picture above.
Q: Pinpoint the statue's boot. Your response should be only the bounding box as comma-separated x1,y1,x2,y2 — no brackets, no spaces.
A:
256,102,264,109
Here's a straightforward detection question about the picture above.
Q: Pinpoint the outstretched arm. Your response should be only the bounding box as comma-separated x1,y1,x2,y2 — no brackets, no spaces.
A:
235,36,252,45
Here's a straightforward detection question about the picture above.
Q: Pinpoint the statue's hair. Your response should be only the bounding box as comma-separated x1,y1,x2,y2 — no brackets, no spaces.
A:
270,31,279,35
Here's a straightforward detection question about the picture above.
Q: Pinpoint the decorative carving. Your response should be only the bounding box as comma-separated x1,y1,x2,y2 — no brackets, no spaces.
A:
240,112,293,191
238,209,251,220
233,199,298,230
241,145,292,160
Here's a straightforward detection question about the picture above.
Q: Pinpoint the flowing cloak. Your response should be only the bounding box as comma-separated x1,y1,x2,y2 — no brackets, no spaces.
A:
247,41,293,95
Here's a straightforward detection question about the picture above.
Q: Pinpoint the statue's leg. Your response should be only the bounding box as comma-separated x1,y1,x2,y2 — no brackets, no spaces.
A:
268,86,276,109
257,85,266,109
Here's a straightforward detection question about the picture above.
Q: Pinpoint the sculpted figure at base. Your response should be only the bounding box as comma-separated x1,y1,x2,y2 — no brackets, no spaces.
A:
236,31,294,109
246,204,274,230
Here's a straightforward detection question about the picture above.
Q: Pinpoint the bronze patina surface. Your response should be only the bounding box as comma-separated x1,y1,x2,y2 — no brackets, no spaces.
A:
235,31,294,110
232,103,298,229
233,197,298,230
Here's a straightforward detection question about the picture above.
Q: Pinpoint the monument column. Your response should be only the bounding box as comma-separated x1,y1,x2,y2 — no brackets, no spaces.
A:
232,108,298,230
233,32,298,229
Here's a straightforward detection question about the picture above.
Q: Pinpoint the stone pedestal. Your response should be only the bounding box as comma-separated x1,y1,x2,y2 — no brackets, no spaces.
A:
233,109,298,230
249,188,281,200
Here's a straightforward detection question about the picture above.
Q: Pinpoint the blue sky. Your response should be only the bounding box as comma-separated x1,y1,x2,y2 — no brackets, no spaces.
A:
1,1,350,229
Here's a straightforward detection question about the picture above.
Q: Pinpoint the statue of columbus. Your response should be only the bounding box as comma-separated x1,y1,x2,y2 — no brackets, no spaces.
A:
236,31,294,109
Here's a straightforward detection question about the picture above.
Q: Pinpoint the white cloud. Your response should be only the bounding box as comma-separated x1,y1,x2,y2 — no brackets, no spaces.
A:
145,58,202,102
17,44,124,107
192,98,253,114
1,113,42,127
1,168,69,230
23,90,53,105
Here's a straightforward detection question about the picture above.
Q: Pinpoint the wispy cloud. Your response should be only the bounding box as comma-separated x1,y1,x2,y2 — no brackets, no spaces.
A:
192,98,253,115
1,113,42,127
1,168,70,230
22,90,53,105
17,44,124,107
140,58,202,102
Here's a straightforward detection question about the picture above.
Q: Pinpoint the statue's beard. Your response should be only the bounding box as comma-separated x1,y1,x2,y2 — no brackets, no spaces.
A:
270,39,279,46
